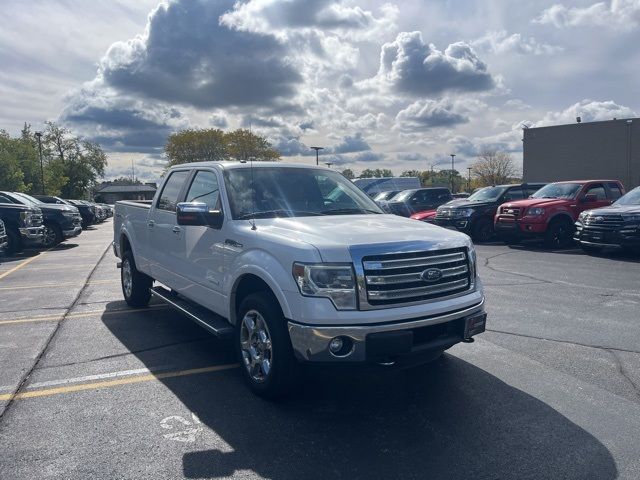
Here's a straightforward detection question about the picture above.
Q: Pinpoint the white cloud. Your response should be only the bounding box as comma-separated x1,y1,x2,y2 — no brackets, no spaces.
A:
472,30,563,55
395,99,469,132
535,0,640,30
533,99,637,126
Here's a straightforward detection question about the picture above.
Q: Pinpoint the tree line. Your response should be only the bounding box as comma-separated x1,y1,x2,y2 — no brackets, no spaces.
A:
0,122,107,198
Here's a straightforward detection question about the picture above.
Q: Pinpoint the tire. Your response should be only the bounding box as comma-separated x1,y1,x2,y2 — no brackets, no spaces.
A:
121,250,152,307
236,292,297,400
580,244,602,255
471,217,493,243
5,227,22,255
544,218,574,249
42,223,63,247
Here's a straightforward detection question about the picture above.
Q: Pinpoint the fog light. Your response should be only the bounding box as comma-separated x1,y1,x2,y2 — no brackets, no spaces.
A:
328,336,353,357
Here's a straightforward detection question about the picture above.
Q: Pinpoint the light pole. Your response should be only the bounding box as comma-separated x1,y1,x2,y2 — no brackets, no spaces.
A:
310,146,324,166
34,132,45,194
467,167,472,192
324,162,334,168
449,154,456,193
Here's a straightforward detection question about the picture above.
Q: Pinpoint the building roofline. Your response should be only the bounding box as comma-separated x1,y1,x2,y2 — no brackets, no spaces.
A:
527,117,638,131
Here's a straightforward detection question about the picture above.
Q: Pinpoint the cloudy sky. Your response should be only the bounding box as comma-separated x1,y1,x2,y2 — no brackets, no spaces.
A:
1,0,639,182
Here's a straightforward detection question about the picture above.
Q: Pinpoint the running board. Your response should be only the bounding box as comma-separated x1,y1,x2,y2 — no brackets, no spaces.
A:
150,286,233,338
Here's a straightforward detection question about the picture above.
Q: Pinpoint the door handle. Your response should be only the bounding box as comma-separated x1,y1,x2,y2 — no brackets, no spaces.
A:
172,226,181,234
147,220,155,227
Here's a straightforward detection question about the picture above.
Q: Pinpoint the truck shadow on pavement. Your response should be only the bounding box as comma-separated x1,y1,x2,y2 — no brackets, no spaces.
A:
102,302,617,480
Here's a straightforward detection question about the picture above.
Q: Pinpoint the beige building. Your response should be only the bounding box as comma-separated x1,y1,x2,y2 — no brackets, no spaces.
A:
523,118,639,190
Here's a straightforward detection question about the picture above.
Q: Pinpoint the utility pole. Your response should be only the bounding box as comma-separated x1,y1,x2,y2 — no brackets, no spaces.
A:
34,132,45,194
310,146,324,166
467,167,472,192
449,154,456,193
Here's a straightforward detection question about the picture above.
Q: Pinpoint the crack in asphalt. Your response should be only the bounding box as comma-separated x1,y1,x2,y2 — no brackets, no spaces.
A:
606,349,640,401
0,243,111,422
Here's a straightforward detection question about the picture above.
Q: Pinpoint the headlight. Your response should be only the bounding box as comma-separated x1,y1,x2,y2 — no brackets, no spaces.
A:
622,213,640,222
468,245,477,286
62,211,78,218
527,207,545,216
292,263,356,310
453,208,474,218
578,211,588,222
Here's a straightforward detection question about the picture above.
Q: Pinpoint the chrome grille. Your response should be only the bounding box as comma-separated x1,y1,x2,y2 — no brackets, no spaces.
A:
499,206,522,217
583,213,623,230
0,220,5,236
435,209,454,220
31,213,43,227
362,248,471,306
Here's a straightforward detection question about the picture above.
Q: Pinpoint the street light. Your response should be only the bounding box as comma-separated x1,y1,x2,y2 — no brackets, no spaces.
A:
324,162,334,168
310,146,324,166
34,132,45,194
449,154,456,193
467,167,472,192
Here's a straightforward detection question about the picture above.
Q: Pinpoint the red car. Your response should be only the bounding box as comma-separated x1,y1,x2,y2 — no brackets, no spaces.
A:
494,180,625,248
410,209,437,223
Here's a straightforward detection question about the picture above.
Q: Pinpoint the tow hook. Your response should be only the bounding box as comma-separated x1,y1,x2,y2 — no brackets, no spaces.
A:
462,337,475,343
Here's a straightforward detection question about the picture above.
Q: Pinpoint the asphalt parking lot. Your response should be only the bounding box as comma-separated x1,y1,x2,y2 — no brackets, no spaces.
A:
0,221,639,479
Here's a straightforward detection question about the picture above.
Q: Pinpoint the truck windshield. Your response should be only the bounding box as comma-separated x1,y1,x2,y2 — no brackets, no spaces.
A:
12,192,43,205
530,183,582,199
614,186,640,205
467,186,506,202
224,167,383,219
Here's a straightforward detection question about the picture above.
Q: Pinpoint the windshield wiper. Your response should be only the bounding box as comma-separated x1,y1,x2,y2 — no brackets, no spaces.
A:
321,207,381,215
237,209,325,219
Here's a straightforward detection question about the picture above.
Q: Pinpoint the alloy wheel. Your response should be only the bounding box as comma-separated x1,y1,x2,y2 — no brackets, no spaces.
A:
43,226,57,247
240,310,273,383
122,259,133,298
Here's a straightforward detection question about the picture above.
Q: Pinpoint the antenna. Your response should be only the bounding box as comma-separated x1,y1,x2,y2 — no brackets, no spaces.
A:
249,156,257,231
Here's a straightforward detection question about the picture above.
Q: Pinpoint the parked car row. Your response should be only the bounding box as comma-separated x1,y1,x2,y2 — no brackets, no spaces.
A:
0,193,112,255
374,179,639,254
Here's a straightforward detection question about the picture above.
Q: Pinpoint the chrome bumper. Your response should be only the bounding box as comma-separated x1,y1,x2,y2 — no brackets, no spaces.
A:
288,298,486,363
63,226,82,238
0,235,7,249
19,226,45,240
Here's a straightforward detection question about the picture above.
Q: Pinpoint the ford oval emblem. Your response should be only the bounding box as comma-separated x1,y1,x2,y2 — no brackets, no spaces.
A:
421,268,443,282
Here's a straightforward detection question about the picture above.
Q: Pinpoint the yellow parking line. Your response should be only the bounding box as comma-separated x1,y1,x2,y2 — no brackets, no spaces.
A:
0,364,239,401
0,280,112,291
0,252,47,280
0,305,170,326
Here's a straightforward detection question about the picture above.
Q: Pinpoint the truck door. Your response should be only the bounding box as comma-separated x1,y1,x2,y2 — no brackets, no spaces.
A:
172,169,228,313
577,183,610,216
148,169,190,289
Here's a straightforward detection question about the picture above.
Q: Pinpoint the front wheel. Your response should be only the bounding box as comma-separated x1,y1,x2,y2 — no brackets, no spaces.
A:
236,292,297,399
4,227,22,255
42,223,63,247
472,218,494,243
121,250,152,307
544,219,574,249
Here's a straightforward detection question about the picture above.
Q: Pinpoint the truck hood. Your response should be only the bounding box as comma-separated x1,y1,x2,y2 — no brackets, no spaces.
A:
585,204,640,215
439,199,495,210
254,214,471,262
37,204,79,214
501,197,571,209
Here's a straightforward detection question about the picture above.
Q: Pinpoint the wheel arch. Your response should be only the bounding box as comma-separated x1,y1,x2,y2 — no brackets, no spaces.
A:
230,272,291,326
548,212,574,226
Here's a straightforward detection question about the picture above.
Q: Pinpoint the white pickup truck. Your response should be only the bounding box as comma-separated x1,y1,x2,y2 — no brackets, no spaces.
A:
113,162,486,398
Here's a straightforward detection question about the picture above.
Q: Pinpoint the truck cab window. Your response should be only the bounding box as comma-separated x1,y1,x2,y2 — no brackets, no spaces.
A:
583,184,606,200
186,171,221,210
157,170,189,212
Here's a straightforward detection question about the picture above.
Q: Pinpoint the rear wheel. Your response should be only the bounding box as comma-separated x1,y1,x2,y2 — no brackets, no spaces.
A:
42,223,63,247
121,250,152,307
544,218,574,249
236,292,297,399
472,218,494,242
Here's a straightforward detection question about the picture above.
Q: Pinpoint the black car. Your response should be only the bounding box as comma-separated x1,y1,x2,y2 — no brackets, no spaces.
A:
0,202,45,254
0,192,82,247
63,199,97,228
575,186,640,254
380,187,452,217
373,190,400,204
434,183,546,242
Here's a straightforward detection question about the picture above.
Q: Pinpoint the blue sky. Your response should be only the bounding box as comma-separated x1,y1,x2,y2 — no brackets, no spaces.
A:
1,0,639,181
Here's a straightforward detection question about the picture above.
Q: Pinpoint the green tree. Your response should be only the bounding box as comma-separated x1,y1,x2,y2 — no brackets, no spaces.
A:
359,168,393,178
225,129,280,162
165,128,227,167
341,168,355,179
0,131,26,191
164,128,280,166
400,170,421,178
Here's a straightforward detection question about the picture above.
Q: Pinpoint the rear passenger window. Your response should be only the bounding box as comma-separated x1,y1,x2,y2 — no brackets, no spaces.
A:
584,184,606,200
185,171,221,210
608,183,623,200
504,188,524,201
157,171,189,212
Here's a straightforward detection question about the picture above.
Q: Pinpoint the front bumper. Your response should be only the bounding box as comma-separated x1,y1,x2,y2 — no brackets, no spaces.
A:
288,298,486,363
19,226,45,245
63,226,82,238
494,217,546,236
574,223,640,248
